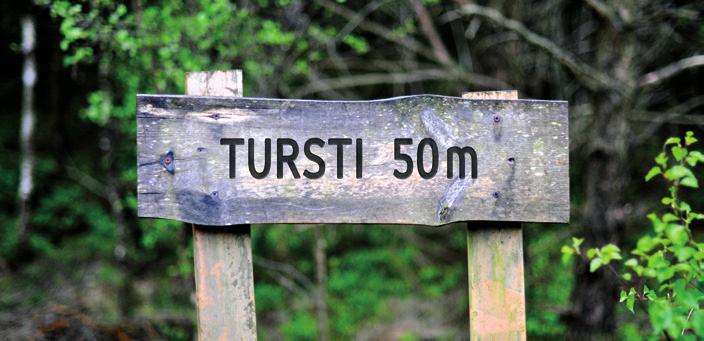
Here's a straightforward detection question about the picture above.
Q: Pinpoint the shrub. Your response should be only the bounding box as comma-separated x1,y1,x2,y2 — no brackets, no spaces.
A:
562,131,704,339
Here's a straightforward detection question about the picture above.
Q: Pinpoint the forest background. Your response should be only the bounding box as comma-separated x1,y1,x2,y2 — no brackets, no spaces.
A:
1,0,703,339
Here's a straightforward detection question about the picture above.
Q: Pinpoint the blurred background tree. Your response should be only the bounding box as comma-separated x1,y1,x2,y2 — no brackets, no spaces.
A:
0,0,702,339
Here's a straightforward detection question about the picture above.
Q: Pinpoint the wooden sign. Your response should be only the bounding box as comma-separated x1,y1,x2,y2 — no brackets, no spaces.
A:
137,94,568,226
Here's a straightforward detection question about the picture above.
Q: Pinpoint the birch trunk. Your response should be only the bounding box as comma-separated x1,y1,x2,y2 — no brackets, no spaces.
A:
17,16,36,245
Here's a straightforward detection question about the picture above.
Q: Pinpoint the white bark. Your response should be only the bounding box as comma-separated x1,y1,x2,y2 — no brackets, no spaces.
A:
17,16,36,242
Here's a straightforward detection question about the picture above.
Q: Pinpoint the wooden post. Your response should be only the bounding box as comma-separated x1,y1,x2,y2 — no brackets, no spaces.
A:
187,70,257,340
463,90,526,340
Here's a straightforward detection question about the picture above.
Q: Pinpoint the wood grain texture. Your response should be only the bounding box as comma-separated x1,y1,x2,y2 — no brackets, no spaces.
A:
187,70,257,341
193,225,256,340
186,70,243,97
464,90,526,341
466,222,526,340
136,93,569,225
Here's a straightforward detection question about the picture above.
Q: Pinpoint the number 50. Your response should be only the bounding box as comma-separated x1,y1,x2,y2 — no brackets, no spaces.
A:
393,138,477,180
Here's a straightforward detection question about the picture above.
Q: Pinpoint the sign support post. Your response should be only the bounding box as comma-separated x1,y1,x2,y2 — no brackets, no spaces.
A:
463,91,526,340
186,70,257,340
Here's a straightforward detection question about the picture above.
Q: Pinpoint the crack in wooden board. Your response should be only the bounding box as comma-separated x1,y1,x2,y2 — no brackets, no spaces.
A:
137,94,569,226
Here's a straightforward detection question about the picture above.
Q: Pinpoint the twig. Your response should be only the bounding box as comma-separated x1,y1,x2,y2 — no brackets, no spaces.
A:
65,160,109,200
632,110,704,127
632,95,704,144
458,3,617,92
316,0,512,94
410,0,452,66
253,256,315,290
294,68,509,97
316,0,440,64
335,0,387,44
640,55,704,87
583,0,625,29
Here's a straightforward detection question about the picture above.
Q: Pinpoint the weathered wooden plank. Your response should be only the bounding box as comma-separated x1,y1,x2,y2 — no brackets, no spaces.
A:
186,70,243,97
193,224,256,340
136,94,569,225
187,70,257,340
467,222,526,340
464,91,526,340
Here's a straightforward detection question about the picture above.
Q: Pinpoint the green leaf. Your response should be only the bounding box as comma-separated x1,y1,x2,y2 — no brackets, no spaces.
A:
685,131,698,146
692,310,704,337
572,237,584,250
626,288,635,313
679,201,692,213
589,257,603,272
601,244,620,253
342,34,370,55
600,244,622,263
661,197,672,205
665,165,694,180
637,236,659,253
256,20,295,46
586,248,598,259
664,137,681,146
655,152,668,167
666,225,688,246
560,245,573,255
681,176,699,188
671,146,687,161
671,262,691,273
672,279,698,308
645,166,662,181
648,213,666,232
662,213,679,223
686,151,704,166
674,246,696,262
624,258,638,268
560,245,574,264
656,267,674,282
648,300,672,333
648,251,669,269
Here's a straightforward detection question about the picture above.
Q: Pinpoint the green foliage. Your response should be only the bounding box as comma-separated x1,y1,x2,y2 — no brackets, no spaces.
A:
526,223,574,337
251,225,468,338
280,311,318,340
342,34,369,54
562,131,704,339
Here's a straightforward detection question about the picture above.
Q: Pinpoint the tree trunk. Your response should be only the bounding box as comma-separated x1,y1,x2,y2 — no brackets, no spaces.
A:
569,97,628,338
567,6,636,337
17,15,36,246
314,225,330,341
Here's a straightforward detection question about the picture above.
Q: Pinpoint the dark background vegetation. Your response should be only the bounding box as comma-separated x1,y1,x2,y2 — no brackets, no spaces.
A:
1,0,703,339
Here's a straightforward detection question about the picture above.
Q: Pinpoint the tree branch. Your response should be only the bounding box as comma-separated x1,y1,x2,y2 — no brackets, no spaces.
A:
294,68,510,97
633,95,704,144
584,0,623,29
315,0,512,94
458,3,617,92
639,55,704,87
253,256,315,291
316,0,441,64
410,0,452,66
